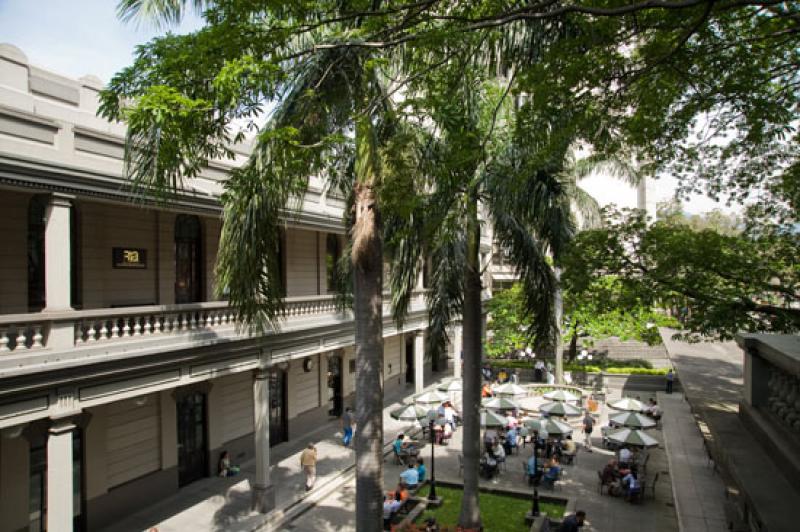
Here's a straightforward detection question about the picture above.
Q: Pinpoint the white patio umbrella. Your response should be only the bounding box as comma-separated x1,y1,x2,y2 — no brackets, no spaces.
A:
542,389,579,402
523,417,573,437
609,412,657,430
414,390,448,406
607,428,659,448
390,404,429,421
437,380,463,392
539,401,582,417
609,397,645,412
482,397,521,410
480,410,508,428
492,382,527,397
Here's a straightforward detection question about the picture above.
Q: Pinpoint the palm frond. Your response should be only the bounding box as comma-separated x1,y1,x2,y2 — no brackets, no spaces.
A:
117,0,209,28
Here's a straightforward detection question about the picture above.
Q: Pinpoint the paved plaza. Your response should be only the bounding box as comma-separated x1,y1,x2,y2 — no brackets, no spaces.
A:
102,368,763,532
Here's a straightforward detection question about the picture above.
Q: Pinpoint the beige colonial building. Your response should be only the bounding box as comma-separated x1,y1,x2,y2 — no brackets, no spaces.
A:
0,44,486,532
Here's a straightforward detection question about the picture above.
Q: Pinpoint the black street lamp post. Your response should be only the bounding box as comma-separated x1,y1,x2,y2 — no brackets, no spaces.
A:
427,413,437,501
531,488,540,517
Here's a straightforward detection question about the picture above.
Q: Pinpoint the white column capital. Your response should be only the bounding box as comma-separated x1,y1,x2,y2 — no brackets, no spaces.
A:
48,192,76,209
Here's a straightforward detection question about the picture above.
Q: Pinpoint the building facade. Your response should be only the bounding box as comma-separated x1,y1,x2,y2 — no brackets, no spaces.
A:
0,44,479,531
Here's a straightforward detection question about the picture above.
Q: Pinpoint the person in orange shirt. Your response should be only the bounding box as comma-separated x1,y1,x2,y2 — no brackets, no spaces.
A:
481,383,492,398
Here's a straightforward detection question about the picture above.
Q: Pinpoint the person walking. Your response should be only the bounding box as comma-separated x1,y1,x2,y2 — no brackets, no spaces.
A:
341,407,354,447
300,442,318,491
582,411,594,452
665,369,674,394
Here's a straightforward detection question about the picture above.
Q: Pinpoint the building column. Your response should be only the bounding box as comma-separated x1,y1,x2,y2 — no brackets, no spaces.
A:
453,324,463,380
47,419,76,532
252,368,275,513
414,332,425,395
44,193,75,349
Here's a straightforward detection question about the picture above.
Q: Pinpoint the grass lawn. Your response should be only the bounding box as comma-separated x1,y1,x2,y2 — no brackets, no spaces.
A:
415,485,565,531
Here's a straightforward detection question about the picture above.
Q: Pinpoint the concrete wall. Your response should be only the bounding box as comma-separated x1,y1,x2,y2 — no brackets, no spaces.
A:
104,394,162,489
0,189,30,313
81,202,160,308
286,228,319,297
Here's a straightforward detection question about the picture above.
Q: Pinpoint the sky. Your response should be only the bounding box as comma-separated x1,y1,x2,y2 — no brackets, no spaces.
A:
0,0,734,215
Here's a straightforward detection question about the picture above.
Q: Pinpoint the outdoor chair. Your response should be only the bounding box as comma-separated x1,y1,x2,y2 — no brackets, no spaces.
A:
597,471,606,495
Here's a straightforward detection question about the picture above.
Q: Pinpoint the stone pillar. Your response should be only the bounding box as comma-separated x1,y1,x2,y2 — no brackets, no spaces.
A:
453,324,463,380
44,194,75,349
44,194,73,311
47,419,76,532
252,368,275,513
414,332,425,394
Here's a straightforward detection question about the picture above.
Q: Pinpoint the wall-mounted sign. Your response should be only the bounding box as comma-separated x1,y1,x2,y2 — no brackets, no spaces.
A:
112,247,147,269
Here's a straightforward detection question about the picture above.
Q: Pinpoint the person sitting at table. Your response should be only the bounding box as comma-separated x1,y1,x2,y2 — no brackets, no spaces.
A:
441,420,453,444
444,402,458,429
649,400,662,420
484,428,499,447
601,459,623,496
619,446,633,467
383,493,402,530
492,440,506,467
400,463,419,489
622,470,641,501
416,458,426,483
482,450,498,479
394,434,415,464
542,456,561,488
504,426,518,455
561,435,577,463
388,482,409,502
433,419,444,445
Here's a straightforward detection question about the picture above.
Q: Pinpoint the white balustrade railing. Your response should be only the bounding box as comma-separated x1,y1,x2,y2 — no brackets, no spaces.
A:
0,291,428,354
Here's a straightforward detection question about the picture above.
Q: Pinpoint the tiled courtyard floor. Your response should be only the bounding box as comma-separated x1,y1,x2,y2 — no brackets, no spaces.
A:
284,389,679,532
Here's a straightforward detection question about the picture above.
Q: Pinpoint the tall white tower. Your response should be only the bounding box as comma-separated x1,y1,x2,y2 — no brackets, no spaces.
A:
637,176,658,222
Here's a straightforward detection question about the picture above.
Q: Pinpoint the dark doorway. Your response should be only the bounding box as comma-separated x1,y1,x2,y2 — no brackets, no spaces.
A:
175,214,203,304
29,428,85,531
327,353,343,417
405,336,415,384
176,391,208,487
269,369,288,446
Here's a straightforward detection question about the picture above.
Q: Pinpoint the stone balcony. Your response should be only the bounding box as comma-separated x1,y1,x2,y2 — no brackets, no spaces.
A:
0,291,430,379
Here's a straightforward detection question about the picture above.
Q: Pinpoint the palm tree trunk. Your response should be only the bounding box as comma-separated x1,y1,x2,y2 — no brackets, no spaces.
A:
567,320,579,363
554,266,564,384
458,198,482,530
352,117,384,532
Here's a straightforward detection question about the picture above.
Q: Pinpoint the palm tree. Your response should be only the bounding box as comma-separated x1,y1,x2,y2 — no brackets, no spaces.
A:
104,3,416,529
384,70,576,528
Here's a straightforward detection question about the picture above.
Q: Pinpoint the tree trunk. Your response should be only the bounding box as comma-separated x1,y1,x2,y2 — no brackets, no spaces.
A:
458,198,482,530
353,117,384,532
554,266,564,384
567,320,579,363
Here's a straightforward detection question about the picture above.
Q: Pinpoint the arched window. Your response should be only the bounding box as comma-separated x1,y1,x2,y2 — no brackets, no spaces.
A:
175,214,203,304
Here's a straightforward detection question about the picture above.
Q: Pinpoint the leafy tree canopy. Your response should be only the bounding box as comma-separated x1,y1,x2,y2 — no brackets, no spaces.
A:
562,208,800,340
